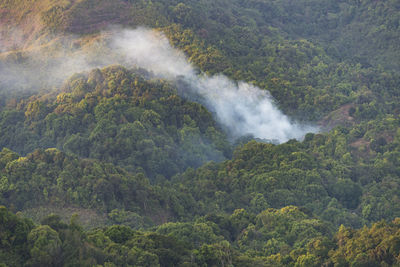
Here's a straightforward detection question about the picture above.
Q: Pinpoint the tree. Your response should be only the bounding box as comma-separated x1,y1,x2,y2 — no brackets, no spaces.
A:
27,225,62,267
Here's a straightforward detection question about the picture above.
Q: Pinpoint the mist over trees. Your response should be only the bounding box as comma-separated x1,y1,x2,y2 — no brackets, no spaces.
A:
1,0,400,266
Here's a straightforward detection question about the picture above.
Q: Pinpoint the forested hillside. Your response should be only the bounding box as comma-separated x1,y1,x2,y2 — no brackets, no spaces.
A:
2,205,400,266
1,0,400,266
0,66,230,177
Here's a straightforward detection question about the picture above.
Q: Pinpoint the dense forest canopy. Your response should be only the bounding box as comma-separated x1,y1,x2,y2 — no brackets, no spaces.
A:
1,0,400,266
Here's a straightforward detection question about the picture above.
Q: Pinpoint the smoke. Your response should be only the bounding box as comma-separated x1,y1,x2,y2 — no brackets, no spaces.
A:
110,29,193,78
0,27,316,142
109,28,316,142
0,36,114,93
194,76,315,141
0,28,24,53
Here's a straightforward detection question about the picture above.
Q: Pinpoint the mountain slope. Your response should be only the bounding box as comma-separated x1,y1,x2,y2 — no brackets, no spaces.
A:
1,1,400,266
0,65,231,178
2,0,400,121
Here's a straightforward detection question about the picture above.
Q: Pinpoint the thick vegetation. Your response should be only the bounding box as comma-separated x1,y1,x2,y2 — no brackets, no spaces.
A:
0,66,230,178
176,115,400,228
1,0,400,266
2,0,400,119
2,205,400,266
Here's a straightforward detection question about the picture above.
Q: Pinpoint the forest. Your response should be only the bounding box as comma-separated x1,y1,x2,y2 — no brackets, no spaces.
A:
1,0,400,266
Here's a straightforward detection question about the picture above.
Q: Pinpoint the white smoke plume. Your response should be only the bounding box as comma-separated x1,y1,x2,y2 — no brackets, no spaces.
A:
110,28,316,142
0,27,316,142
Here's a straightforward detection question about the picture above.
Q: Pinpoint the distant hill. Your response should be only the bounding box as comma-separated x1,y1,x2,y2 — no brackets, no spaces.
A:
1,0,400,120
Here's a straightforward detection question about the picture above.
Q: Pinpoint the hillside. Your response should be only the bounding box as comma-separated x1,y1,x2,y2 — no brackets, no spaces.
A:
2,205,400,266
1,0,400,266
0,65,230,177
2,0,400,119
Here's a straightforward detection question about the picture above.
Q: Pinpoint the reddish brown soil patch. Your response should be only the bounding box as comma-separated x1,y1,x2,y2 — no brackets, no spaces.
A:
350,138,370,149
319,104,355,130
349,138,372,159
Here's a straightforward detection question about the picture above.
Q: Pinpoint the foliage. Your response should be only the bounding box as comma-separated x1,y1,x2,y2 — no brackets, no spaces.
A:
174,115,400,228
0,66,231,179
0,147,199,225
1,206,400,266
3,0,400,119
1,1,400,266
